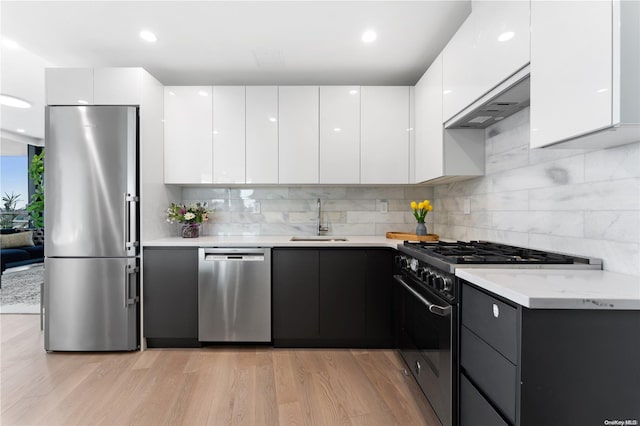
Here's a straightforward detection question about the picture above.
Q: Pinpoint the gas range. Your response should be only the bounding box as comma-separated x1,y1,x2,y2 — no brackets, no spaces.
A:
396,240,602,303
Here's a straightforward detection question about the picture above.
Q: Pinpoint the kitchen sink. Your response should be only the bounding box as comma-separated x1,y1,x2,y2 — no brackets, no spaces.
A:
290,236,349,242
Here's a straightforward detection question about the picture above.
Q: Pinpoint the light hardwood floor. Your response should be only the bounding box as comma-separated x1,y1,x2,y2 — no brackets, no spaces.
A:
1,315,440,425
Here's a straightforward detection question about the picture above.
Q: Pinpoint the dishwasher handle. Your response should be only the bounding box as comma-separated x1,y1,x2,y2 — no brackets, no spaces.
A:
201,247,267,262
204,254,264,261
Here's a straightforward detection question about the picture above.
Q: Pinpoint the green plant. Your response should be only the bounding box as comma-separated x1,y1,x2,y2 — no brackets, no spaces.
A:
166,202,212,224
27,150,45,228
1,192,22,228
410,199,433,223
2,192,22,211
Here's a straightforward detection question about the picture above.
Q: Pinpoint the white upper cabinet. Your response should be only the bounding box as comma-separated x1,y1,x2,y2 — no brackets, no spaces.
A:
94,68,143,105
278,86,319,184
530,0,640,149
213,86,246,184
361,87,410,184
163,86,213,184
414,55,485,184
415,56,445,183
319,86,361,184
246,86,279,184
45,68,94,105
442,0,530,123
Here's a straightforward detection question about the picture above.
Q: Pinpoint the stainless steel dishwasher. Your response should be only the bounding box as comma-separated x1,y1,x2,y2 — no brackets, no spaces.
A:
198,248,271,342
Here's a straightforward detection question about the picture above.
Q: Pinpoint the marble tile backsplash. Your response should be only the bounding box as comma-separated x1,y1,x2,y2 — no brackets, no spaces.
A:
182,186,435,237
434,108,640,276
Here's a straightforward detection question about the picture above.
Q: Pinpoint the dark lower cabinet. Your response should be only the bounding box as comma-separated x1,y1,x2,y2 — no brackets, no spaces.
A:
460,281,640,425
319,250,366,343
273,248,394,348
143,247,200,348
272,249,320,346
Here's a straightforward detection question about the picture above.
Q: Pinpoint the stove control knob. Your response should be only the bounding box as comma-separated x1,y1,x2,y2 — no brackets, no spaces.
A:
433,276,444,290
426,272,437,287
443,277,453,292
409,258,419,272
397,256,408,269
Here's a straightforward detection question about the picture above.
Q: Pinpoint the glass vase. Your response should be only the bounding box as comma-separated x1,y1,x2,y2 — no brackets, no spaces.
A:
181,223,200,238
415,222,427,236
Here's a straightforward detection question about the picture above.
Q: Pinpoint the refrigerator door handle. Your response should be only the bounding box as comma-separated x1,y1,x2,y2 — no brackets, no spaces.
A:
124,264,140,308
123,193,139,253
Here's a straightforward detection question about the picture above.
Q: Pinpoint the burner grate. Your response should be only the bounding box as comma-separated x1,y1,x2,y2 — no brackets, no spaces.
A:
404,240,577,264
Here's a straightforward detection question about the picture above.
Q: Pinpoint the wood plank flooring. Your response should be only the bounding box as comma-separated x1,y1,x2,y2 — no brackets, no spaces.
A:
1,315,440,425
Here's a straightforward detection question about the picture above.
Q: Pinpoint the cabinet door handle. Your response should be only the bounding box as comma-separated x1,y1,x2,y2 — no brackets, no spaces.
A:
415,361,421,376
493,303,500,318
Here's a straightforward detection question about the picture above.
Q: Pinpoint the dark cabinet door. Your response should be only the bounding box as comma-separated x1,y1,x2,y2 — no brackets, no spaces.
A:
272,249,320,345
319,250,366,341
273,247,395,348
365,249,394,345
143,247,199,347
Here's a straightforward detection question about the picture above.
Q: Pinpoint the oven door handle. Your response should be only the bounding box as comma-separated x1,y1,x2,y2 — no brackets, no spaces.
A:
394,275,452,317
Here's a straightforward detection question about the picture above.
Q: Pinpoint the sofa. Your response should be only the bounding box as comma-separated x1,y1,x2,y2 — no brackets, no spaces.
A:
0,229,44,273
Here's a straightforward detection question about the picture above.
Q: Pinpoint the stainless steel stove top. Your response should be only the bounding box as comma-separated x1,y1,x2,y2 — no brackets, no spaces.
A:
398,240,602,274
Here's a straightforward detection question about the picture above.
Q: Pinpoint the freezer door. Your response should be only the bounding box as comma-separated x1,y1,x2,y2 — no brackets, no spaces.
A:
44,257,139,351
45,106,138,258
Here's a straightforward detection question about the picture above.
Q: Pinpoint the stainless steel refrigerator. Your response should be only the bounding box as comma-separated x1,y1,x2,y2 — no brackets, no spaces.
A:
44,105,140,351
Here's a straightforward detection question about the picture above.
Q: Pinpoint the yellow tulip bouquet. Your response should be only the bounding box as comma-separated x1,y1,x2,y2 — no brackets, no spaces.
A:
410,199,433,223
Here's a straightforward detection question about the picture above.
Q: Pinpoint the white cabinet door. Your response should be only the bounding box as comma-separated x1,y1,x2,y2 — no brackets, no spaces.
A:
246,86,278,184
94,68,142,105
530,1,612,148
278,86,319,184
163,86,213,184
360,87,410,184
443,0,530,122
415,56,444,183
319,86,360,184
213,86,246,184
45,68,94,105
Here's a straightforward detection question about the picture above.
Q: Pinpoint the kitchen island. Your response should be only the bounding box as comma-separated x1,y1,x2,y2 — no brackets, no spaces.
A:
455,268,640,426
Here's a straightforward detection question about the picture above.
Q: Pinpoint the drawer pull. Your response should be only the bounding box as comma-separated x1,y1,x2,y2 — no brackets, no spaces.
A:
493,303,500,318
415,361,421,375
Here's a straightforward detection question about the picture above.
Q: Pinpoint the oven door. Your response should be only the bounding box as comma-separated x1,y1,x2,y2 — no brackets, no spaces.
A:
395,273,456,426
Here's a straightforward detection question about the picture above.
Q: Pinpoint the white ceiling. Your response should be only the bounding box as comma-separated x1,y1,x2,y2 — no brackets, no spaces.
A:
0,0,471,141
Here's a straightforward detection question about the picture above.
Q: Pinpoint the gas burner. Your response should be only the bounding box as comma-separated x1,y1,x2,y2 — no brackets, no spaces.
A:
403,240,587,265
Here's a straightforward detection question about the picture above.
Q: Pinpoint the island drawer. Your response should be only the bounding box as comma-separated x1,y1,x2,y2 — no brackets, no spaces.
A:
462,283,518,363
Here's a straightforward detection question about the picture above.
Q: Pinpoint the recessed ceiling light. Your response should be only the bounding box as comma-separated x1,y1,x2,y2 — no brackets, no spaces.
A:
2,38,20,49
268,117,277,122
168,91,176,96
497,31,515,42
0,94,32,108
77,99,89,104
349,89,358,95
443,90,452,95
198,91,209,97
333,128,342,132
17,129,25,133
362,30,377,43
596,88,608,93
139,30,157,43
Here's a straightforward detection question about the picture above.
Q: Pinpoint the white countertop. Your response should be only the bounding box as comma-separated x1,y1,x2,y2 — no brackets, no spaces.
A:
143,235,402,249
456,268,640,310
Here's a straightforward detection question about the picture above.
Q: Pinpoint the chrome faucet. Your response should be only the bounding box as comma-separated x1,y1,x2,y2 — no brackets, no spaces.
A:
316,198,329,235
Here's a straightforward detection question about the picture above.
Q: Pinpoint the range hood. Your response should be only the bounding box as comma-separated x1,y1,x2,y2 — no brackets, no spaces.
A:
445,66,530,129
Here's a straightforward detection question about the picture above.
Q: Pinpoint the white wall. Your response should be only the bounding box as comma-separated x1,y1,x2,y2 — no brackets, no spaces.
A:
433,108,640,276
139,70,181,241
